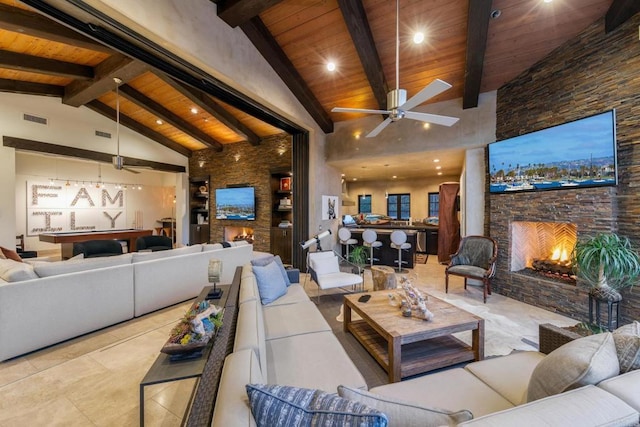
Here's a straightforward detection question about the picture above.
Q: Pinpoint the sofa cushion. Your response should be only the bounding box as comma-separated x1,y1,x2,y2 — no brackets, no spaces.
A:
338,385,472,427
211,349,263,427
234,299,268,382
0,258,38,282
266,331,367,393
527,332,620,402
597,369,640,412
240,270,260,305
252,260,287,304
459,385,639,427
264,284,310,307
262,301,330,340
32,254,133,277
252,254,290,286
246,384,387,427
464,351,545,405
1,247,23,262
131,244,202,262
370,368,513,418
613,321,640,373
202,243,224,251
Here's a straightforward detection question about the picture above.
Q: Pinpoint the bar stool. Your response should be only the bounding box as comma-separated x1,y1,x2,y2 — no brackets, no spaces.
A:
390,230,411,273
338,227,358,260
362,229,382,267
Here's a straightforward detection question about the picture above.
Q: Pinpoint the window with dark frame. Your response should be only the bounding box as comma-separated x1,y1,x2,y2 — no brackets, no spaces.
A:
428,192,439,217
358,194,372,213
387,193,410,220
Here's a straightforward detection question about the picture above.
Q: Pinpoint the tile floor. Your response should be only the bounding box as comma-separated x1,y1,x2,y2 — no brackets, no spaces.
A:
0,256,577,426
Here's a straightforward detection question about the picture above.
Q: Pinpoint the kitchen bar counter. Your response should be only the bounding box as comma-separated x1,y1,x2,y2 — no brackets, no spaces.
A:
346,229,417,269
345,224,438,255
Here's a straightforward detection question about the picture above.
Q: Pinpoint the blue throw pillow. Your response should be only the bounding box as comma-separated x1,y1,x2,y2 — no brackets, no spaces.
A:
252,260,288,304
251,254,291,286
246,384,388,427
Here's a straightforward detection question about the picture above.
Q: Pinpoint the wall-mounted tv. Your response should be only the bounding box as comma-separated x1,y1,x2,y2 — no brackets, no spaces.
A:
489,110,617,194
215,186,255,220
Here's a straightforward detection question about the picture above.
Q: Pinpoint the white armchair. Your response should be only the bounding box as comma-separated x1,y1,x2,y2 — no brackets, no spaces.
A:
306,251,364,303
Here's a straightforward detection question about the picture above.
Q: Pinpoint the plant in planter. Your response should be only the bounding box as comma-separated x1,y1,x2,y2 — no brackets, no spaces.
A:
571,232,640,302
349,245,368,267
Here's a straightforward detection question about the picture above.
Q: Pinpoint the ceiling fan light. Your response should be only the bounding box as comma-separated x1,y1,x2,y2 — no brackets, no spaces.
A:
413,32,425,44
326,62,336,72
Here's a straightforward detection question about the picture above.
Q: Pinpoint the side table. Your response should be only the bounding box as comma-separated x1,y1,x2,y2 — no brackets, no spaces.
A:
538,323,582,354
139,284,229,426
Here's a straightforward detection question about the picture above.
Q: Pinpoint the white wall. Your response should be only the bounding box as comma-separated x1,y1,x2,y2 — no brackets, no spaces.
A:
0,92,187,248
461,147,486,236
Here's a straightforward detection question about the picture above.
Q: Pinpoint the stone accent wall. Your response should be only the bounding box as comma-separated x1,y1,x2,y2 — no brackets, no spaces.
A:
189,134,292,253
492,14,640,323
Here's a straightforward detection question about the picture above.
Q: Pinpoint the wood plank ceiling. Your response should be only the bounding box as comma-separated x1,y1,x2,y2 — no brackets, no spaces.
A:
1,0,638,175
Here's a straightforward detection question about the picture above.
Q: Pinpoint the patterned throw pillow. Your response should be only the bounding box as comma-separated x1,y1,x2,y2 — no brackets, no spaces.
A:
246,384,388,427
613,321,640,373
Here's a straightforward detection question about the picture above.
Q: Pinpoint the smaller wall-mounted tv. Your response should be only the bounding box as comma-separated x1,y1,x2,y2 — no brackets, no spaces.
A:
488,110,617,194
215,186,255,220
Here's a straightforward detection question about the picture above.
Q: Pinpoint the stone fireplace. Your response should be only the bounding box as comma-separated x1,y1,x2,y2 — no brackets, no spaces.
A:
224,226,254,244
510,221,577,283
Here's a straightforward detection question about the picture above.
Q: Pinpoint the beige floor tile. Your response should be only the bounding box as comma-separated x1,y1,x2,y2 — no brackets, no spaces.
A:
0,356,38,387
150,378,197,418
0,396,93,427
117,398,182,427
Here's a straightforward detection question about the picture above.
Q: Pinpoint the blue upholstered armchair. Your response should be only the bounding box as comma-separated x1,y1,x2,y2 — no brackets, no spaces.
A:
445,235,498,303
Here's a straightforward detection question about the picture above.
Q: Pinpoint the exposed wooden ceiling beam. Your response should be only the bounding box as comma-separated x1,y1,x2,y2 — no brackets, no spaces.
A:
3,135,186,173
605,0,640,33
0,50,93,80
337,0,388,111
463,0,492,110
216,0,285,28
0,4,112,53
118,84,224,151
0,77,63,97
240,17,333,134
63,55,148,107
156,73,261,145
85,100,192,157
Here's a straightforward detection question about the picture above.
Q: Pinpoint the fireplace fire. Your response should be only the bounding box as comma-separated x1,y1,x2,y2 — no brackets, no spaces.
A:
510,221,577,284
223,226,254,244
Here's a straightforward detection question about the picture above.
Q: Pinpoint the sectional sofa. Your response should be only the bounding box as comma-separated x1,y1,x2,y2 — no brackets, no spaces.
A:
0,242,253,362
205,259,640,426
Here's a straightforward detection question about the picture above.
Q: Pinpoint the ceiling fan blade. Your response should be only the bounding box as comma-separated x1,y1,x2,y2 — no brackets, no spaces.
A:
123,167,141,174
366,117,392,138
400,79,453,111
332,107,391,115
404,111,459,127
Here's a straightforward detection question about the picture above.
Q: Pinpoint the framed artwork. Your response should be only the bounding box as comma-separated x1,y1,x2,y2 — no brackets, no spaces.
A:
322,195,339,220
280,177,291,191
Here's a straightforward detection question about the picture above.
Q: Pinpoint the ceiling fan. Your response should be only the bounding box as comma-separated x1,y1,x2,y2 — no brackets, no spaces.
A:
112,77,140,174
331,0,459,138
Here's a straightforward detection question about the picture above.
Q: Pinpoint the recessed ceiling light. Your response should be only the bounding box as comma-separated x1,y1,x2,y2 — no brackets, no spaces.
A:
190,107,198,114
436,166,442,170
354,132,361,139
543,0,552,3
353,178,357,181
413,32,425,44
433,159,440,163
156,119,163,125
423,123,430,129
392,175,397,179
437,172,443,176
326,62,336,72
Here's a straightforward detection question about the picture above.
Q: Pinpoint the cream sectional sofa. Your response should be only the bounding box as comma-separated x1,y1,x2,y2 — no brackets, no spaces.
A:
207,261,640,426
0,242,253,362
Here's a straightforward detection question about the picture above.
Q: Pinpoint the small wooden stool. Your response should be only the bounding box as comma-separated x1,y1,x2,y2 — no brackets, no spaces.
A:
371,265,397,291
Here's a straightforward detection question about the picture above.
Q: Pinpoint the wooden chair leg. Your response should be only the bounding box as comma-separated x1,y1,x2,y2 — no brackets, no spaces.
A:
463,278,468,290
483,279,488,303
487,278,492,295
445,273,449,293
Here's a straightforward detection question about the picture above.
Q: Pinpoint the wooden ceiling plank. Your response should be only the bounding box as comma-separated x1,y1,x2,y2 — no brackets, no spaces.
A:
63,55,148,107
605,0,640,33
156,73,261,145
240,16,333,134
118,84,224,151
0,4,112,53
86,100,192,157
216,0,285,28
0,76,63,96
0,49,93,79
337,0,388,111
463,0,492,110
2,135,186,173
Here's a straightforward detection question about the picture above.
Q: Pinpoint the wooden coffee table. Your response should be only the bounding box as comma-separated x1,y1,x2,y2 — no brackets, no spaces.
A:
344,289,484,382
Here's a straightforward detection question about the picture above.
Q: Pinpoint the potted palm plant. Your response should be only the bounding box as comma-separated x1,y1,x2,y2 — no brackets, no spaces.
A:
572,233,640,302
349,245,368,268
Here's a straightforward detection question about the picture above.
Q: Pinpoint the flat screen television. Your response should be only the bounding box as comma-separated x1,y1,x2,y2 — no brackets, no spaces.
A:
215,186,255,220
488,110,617,193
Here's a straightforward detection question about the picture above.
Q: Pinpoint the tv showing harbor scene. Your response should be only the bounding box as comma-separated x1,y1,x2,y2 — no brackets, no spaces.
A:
489,110,617,194
215,186,256,220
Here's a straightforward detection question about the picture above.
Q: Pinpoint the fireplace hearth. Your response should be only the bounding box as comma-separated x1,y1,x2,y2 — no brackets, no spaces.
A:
223,226,254,244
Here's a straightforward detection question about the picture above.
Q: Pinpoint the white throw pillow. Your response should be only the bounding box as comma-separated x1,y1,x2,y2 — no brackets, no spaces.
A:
310,255,340,275
0,258,38,282
527,332,620,402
